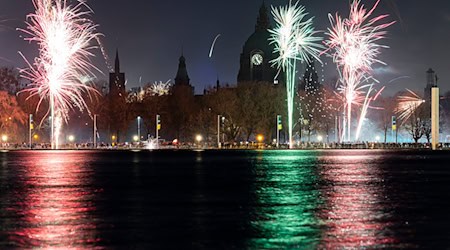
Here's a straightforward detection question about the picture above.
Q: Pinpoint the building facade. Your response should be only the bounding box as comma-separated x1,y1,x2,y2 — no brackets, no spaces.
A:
237,2,278,84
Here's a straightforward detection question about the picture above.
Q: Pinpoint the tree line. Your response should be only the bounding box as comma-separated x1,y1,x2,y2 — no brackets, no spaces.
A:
1,66,450,145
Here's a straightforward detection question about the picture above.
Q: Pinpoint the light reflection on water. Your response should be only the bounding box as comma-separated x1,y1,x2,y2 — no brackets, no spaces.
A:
5,151,98,248
317,151,395,248
0,150,448,248
248,151,322,249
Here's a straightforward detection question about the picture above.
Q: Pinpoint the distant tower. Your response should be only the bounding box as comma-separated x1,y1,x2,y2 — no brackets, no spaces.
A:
109,49,126,97
173,54,194,94
237,2,278,83
175,54,190,86
424,68,437,103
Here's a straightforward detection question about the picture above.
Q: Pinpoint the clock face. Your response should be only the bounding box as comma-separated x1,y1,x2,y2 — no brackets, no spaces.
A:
251,53,263,66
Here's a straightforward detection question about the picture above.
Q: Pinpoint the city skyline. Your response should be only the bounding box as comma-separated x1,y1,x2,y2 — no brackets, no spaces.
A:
0,0,449,94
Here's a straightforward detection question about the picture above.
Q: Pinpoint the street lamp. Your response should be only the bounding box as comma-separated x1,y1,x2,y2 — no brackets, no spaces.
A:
375,135,381,142
317,135,323,142
256,134,264,149
137,116,141,141
1,135,8,142
256,134,264,143
196,134,203,148
68,135,75,142
133,135,139,142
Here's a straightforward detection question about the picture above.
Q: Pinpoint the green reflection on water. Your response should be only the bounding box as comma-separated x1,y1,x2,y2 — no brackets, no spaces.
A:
248,150,323,249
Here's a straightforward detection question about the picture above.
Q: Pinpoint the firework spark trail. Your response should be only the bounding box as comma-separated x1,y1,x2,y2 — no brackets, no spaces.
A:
269,1,323,149
355,85,385,140
325,0,394,141
96,36,113,72
19,0,101,149
209,34,221,58
396,89,425,122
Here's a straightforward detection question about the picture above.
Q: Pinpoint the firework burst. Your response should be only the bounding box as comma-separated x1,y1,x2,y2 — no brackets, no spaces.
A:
19,0,101,149
325,0,394,141
395,89,425,122
269,1,323,148
150,80,172,96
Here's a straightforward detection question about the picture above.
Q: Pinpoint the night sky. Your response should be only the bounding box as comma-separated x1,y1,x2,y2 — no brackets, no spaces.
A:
0,0,449,95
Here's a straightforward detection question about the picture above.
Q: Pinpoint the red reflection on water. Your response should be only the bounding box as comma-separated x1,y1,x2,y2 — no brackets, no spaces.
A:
10,151,99,248
319,153,396,248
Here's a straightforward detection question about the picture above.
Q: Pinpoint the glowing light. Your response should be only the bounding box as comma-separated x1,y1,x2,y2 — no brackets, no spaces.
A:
325,0,394,141
256,134,264,143
133,135,139,142
145,138,157,150
33,134,39,140
269,1,323,148
317,135,323,142
375,135,381,141
19,0,101,149
68,135,75,142
1,135,8,142
150,80,171,96
195,134,203,142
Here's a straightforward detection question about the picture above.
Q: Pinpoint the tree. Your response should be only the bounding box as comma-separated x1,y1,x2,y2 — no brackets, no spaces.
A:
0,91,27,141
237,82,261,141
0,67,21,94
404,104,427,144
167,85,197,142
139,83,170,139
373,96,396,143
108,89,132,143
206,87,241,142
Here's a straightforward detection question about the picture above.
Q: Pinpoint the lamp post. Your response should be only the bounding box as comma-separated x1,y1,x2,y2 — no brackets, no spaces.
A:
217,115,221,149
93,114,98,149
137,116,141,142
29,114,33,149
276,115,282,148
196,134,203,148
156,114,161,149
68,135,75,148
317,135,324,149
257,134,264,149
221,116,225,145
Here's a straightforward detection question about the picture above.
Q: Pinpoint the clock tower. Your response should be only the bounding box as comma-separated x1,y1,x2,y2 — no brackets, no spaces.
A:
237,2,278,83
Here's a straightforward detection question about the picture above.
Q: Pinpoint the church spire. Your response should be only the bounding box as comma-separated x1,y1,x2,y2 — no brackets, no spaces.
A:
175,54,190,86
255,1,271,32
115,49,120,73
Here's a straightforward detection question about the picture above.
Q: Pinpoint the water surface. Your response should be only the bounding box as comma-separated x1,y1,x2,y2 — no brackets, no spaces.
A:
0,150,449,249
